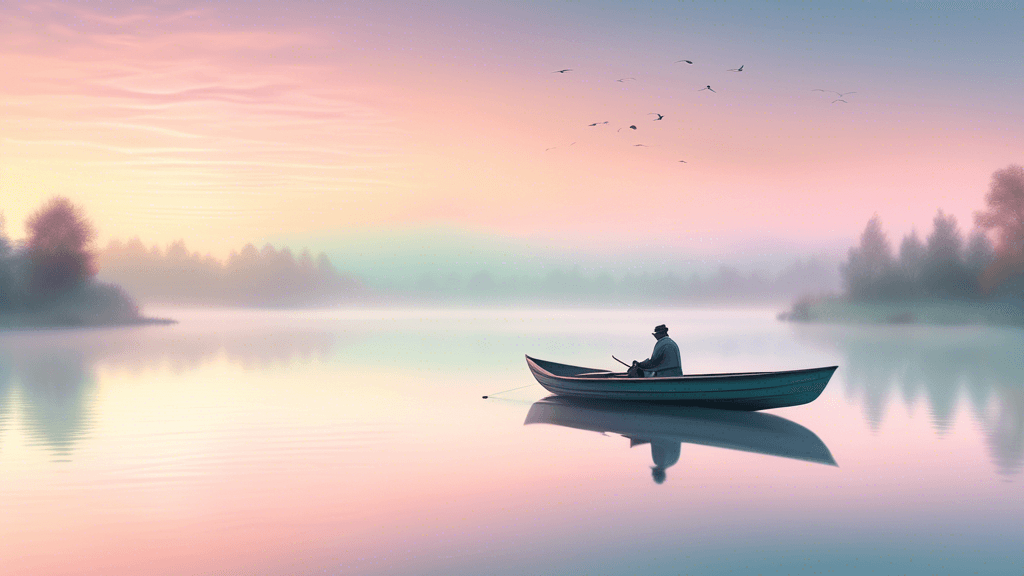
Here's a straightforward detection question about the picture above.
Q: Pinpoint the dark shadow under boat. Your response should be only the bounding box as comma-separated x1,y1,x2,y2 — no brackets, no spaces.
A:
525,396,837,473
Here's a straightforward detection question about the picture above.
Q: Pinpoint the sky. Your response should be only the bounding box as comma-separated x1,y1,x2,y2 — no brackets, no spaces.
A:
1,0,1022,263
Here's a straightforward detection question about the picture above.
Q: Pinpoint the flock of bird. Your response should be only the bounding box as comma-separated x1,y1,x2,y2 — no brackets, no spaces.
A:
545,60,856,164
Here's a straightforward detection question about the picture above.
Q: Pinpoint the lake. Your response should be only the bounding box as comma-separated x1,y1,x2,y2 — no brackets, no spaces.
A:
1,308,1021,575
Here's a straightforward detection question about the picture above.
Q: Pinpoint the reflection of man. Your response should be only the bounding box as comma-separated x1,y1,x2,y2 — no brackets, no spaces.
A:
630,437,681,484
633,324,682,377
650,440,681,484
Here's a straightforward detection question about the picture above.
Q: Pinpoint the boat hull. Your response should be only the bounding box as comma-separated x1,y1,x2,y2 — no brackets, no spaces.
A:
525,355,837,410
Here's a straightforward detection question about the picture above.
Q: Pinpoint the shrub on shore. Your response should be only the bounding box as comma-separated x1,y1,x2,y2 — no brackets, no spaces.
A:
1,198,149,328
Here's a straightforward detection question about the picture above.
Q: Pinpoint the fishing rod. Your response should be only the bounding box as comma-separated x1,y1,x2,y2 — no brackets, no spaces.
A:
612,355,631,368
482,383,537,399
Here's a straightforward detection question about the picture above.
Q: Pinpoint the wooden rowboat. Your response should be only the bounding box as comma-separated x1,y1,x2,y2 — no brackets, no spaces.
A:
525,355,837,410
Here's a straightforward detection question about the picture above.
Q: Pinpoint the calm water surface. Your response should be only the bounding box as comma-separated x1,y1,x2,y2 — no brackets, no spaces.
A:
1,308,1021,575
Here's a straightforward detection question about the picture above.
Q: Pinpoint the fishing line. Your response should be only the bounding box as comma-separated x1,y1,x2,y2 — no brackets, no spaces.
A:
481,383,537,399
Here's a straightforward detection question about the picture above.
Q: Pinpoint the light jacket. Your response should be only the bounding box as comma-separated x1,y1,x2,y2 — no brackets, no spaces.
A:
637,336,683,377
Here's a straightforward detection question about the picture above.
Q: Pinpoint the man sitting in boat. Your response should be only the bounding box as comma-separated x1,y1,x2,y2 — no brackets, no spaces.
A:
631,324,683,377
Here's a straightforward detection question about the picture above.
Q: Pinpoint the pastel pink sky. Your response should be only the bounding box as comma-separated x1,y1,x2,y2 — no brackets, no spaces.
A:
1,1,1021,257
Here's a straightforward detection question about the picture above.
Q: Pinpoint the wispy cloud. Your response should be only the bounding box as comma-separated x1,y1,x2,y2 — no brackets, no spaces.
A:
1,2,408,247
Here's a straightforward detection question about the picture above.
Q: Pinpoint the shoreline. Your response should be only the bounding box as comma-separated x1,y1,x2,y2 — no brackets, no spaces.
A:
778,297,1024,326
0,315,177,331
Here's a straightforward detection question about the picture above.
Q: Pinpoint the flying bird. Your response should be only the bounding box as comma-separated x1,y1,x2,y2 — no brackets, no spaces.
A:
675,59,693,64
649,113,664,121
616,77,636,82
727,65,744,72
633,144,649,147
545,142,576,151
678,160,687,163
832,99,848,104
698,85,716,92
618,125,638,132
813,89,857,97
587,121,609,126
552,69,572,74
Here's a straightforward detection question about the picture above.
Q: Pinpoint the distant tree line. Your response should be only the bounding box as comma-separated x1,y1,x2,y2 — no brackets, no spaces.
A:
400,258,838,305
841,165,1024,302
1,197,141,325
98,239,364,307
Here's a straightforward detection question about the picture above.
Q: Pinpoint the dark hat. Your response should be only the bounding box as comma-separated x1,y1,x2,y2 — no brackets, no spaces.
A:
652,324,669,335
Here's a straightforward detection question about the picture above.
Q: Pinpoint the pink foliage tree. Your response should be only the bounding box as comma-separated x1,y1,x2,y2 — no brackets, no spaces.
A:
976,165,1024,293
26,197,97,295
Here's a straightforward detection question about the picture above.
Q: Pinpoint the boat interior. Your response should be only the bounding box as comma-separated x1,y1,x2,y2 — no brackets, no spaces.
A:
527,355,778,379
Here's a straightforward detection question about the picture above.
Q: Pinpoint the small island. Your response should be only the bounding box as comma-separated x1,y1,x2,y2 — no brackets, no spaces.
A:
1,197,172,329
780,165,1024,326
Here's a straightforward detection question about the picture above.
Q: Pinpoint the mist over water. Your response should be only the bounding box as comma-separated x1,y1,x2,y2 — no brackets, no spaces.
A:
95,230,841,307
1,308,1021,575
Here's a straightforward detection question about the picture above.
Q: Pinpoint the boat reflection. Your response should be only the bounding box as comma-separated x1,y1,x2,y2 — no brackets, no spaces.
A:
526,396,837,484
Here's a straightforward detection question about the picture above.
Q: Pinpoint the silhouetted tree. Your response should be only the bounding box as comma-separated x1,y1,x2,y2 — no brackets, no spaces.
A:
897,230,926,297
25,197,96,297
0,213,17,310
166,240,189,262
965,230,995,279
842,215,898,300
442,271,463,297
466,270,497,297
298,249,315,277
0,213,10,258
315,252,334,278
922,210,971,298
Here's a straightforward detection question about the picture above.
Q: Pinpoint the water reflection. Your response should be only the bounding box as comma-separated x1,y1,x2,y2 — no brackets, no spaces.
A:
989,389,1024,477
795,325,1024,476
11,350,95,458
0,325,337,459
526,396,836,484
0,356,10,451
